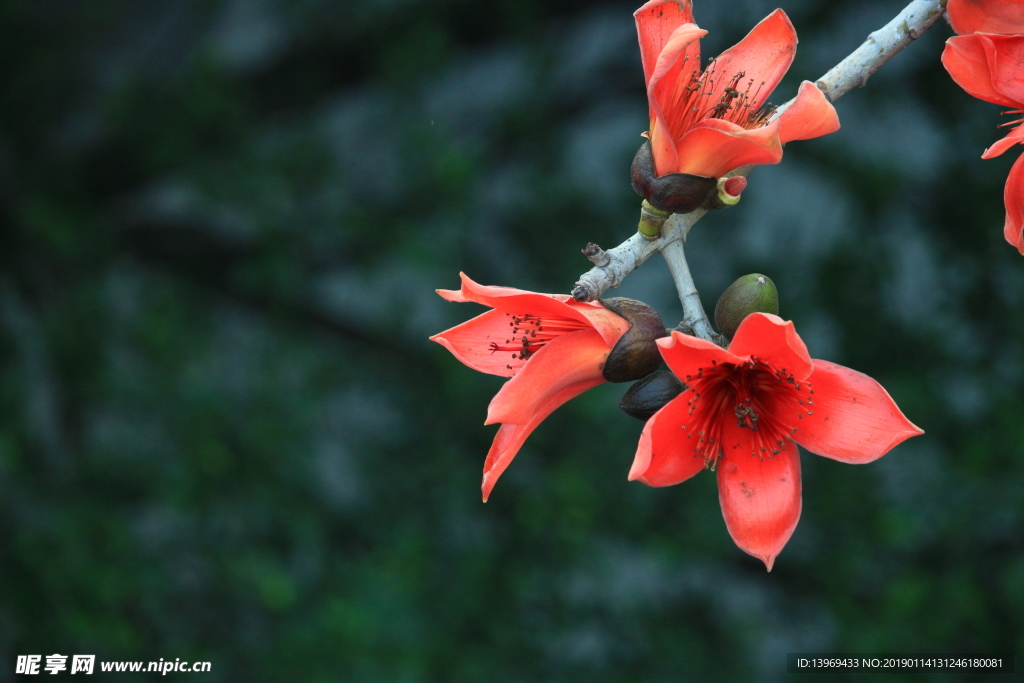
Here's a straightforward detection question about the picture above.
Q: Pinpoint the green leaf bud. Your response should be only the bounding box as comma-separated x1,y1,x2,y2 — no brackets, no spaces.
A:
714,274,779,341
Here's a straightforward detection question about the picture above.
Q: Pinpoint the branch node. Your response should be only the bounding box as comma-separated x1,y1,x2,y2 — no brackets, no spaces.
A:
582,242,611,267
571,282,595,302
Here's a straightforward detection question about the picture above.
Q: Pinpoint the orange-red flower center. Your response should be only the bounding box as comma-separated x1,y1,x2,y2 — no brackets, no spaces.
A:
665,59,776,141
488,313,590,371
678,357,814,469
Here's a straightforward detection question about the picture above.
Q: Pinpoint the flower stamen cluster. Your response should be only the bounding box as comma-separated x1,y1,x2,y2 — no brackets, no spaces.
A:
678,357,814,470
488,313,589,368
668,60,772,134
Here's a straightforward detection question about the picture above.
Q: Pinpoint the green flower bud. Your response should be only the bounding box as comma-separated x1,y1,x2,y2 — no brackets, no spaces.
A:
600,297,667,383
714,274,779,341
619,370,684,421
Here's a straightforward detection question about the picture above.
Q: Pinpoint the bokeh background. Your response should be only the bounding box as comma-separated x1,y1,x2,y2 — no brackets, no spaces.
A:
1,0,1021,680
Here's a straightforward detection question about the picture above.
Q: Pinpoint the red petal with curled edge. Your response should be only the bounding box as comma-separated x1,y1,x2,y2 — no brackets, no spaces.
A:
673,117,783,178
486,329,609,426
716,420,802,571
792,360,923,464
728,313,814,381
656,330,744,384
1004,153,1024,254
982,123,1024,159
430,308,523,378
481,377,604,502
942,35,1020,108
948,0,1024,35
635,0,697,88
443,272,595,327
704,9,797,111
775,81,840,144
628,391,709,486
647,23,707,175
978,33,1024,106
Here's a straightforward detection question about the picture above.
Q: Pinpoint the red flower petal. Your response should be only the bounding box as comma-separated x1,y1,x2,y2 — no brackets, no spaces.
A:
635,0,697,88
649,116,682,177
716,420,801,571
948,0,1024,35
486,329,609,425
775,81,840,144
705,9,797,111
982,122,1024,159
978,33,1024,106
447,272,595,327
481,377,605,502
792,360,923,464
573,302,631,349
942,35,1020,108
430,308,521,378
656,330,743,385
647,22,707,174
728,313,813,381
628,392,709,486
673,117,783,178
1003,153,1024,254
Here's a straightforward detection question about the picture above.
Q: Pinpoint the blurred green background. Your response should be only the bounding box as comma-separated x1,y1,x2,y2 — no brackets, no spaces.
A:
0,0,1021,680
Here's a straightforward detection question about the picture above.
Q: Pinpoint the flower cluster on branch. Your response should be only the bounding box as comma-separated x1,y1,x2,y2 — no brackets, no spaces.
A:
429,0,1024,569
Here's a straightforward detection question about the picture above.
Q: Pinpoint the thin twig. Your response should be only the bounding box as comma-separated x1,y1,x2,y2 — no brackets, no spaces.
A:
660,237,715,340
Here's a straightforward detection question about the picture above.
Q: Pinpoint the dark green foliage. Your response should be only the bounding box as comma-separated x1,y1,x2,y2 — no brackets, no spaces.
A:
0,1,1021,681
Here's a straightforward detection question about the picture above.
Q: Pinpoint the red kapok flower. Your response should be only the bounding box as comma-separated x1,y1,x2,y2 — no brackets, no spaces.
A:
947,0,1024,35
431,274,636,502
635,0,839,180
943,32,1024,253
629,313,922,570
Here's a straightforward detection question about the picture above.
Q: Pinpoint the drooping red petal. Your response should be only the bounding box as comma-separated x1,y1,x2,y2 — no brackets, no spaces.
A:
978,33,1024,106
792,360,922,464
716,420,801,571
445,272,596,328
673,117,783,178
656,330,743,385
775,81,840,144
704,9,797,110
647,22,707,175
1003,153,1024,254
486,329,609,425
635,0,698,88
481,377,604,502
942,35,1020,108
430,308,522,378
947,0,1024,35
982,123,1024,159
628,392,708,486
727,313,813,381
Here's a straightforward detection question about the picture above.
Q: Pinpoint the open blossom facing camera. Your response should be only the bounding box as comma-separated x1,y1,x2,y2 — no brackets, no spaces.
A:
431,274,664,501
629,313,922,570
942,0,1024,253
630,0,839,212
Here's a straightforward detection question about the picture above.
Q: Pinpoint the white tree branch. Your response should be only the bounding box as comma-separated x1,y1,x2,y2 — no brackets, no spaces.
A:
660,236,715,340
815,0,946,103
571,0,946,340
